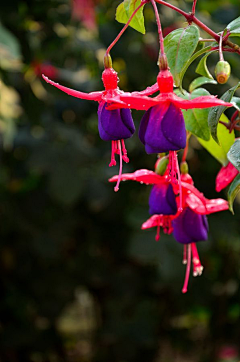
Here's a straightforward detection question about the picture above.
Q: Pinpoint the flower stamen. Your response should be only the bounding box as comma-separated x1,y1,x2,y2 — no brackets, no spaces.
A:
183,245,187,265
121,139,130,163
182,244,192,293
114,140,123,192
109,141,117,167
191,243,204,277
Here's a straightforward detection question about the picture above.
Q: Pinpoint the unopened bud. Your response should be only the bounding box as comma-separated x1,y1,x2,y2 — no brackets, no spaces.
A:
158,53,168,71
215,60,231,84
155,156,169,175
180,161,189,175
104,53,113,69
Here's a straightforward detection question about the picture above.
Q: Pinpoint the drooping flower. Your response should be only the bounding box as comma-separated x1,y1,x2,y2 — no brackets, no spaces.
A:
42,67,158,191
110,166,229,292
216,161,238,192
108,69,232,154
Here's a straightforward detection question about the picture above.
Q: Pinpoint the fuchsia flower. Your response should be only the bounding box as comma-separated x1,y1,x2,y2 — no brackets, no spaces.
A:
216,161,238,192
109,167,229,293
42,68,158,191
109,70,232,154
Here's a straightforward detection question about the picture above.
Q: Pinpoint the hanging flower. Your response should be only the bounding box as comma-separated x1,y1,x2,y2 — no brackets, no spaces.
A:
42,67,158,191
110,167,229,292
215,161,238,192
108,70,232,154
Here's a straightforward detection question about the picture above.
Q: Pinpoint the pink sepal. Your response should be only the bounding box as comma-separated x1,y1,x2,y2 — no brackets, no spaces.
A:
186,193,229,214
181,182,206,205
42,75,103,101
141,215,162,229
171,94,232,110
216,162,239,192
109,169,166,185
119,88,232,111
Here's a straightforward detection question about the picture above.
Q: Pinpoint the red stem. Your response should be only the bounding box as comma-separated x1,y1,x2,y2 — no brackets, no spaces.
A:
154,0,189,18
106,1,147,56
182,135,189,163
154,0,220,41
192,0,197,15
155,0,240,54
150,0,165,55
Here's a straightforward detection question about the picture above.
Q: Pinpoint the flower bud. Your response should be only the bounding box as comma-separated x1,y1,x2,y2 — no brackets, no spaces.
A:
155,156,169,175
104,53,112,69
215,60,231,84
180,161,189,175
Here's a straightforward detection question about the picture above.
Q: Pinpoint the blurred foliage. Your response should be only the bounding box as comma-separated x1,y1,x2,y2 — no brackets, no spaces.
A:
0,0,240,362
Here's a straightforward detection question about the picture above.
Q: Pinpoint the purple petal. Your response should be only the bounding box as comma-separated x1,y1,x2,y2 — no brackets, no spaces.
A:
149,183,177,215
98,102,135,141
139,103,186,154
172,207,208,244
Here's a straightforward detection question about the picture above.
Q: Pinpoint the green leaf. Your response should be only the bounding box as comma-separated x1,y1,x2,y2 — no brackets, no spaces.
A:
189,76,217,93
176,88,210,140
178,45,212,91
226,16,240,37
227,139,240,172
208,82,240,143
116,0,145,34
228,174,240,214
231,96,240,111
198,116,235,166
195,50,216,79
164,25,200,87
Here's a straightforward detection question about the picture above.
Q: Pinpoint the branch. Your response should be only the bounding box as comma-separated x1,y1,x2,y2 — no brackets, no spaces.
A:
154,0,240,55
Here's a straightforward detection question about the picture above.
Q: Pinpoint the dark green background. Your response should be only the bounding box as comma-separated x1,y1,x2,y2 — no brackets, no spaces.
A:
1,0,240,361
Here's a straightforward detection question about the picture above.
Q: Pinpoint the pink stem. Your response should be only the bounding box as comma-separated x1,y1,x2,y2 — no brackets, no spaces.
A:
182,134,189,163
114,140,123,192
150,0,165,56
175,153,183,212
106,1,147,56
219,32,224,61
182,244,192,294
192,0,197,15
